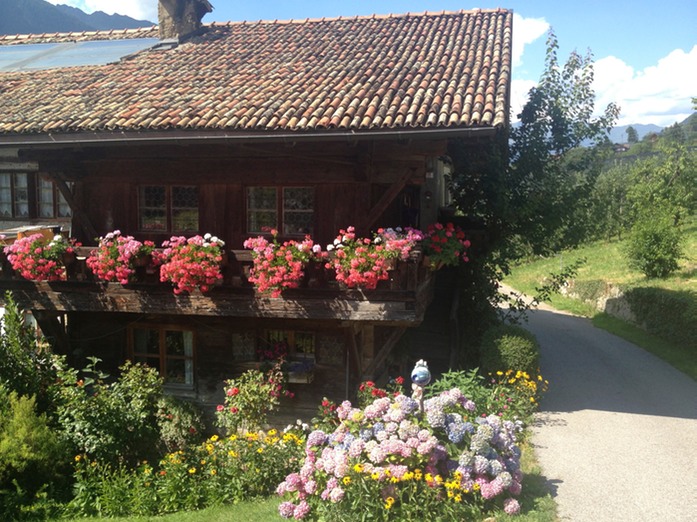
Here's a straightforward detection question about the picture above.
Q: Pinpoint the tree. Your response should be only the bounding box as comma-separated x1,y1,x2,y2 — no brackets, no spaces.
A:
626,125,638,143
446,31,618,360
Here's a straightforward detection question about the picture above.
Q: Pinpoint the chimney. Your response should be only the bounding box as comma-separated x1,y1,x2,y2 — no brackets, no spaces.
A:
158,0,213,40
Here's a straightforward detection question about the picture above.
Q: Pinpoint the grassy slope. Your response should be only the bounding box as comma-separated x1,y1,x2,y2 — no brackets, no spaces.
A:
504,219,696,380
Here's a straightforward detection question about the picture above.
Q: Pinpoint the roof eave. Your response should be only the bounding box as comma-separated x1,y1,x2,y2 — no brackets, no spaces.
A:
0,126,501,149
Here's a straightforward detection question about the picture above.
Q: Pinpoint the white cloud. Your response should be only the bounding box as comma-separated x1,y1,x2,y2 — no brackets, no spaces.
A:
510,79,538,121
45,1,157,22
594,45,697,126
512,13,549,68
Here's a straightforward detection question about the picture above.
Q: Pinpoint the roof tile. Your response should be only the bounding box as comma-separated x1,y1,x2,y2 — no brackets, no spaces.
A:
0,10,511,137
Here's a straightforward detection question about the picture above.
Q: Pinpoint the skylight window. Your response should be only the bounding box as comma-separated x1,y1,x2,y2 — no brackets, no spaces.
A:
0,38,159,72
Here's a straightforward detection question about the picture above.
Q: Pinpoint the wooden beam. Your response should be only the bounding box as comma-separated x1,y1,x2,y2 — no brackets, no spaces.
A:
49,175,98,240
361,326,407,381
0,280,432,324
361,168,415,231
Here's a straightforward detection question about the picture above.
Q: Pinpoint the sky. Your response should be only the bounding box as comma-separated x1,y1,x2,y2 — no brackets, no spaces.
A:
45,0,697,127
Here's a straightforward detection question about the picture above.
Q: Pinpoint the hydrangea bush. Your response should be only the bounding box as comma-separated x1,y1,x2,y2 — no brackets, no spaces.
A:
277,388,523,520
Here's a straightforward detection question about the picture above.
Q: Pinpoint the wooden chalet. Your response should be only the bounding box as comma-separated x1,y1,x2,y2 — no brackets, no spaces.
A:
0,1,512,415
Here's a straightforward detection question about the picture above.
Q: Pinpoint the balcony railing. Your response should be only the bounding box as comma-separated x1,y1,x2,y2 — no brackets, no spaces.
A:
0,248,435,324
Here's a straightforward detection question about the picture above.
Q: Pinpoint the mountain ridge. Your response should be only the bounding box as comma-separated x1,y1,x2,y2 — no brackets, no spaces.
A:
0,0,152,36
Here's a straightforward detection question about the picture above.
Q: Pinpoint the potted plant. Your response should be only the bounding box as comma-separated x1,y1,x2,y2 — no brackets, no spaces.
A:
86,230,156,284
376,226,425,264
157,233,225,294
243,229,323,297
326,226,394,290
3,233,77,281
421,222,471,270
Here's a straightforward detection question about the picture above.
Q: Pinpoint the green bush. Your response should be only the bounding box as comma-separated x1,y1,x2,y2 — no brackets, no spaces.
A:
479,324,540,376
624,211,684,278
0,292,61,415
0,387,68,517
624,287,697,350
56,358,165,466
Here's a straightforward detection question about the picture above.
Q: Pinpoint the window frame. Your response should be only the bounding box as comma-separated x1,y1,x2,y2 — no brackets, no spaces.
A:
246,186,315,237
128,324,196,389
137,184,199,234
0,172,73,220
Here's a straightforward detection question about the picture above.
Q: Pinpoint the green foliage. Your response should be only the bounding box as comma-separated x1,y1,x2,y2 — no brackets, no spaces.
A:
156,395,207,453
216,360,292,435
0,292,60,414
0,387,67,517
67,429,306,518
56,358,166,466
480,325,541,377
625,209,685,278
624,287,697,351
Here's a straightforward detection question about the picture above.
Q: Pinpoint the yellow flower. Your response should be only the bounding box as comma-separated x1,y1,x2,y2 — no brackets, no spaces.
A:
343,476,351,485
257,448,264,453
210,469,217,476
228,450,238,458
353,463,364,473
188,467,196,474
454,494,462,503
371,472,380,481
74,455,82,462
268,428,278,436
210,434,219,442
384,496,395,510
496,371,503,376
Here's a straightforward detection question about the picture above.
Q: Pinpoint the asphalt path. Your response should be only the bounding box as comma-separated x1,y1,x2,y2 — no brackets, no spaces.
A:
523,306,697,521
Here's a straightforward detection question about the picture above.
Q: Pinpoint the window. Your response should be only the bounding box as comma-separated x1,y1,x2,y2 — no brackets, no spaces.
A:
130,325,195,387
264,329,315,359
247,187,314,236
0,173,72,219
138,185,198,233
0,173,29,218
38,178,72,218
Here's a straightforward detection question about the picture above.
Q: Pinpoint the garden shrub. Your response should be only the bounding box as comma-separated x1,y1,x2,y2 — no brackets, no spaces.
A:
624,287,697,350
428,368,547,425
0,292,61,414
624,211,684,278
67,429,306,517
56,358,165,466
0,387,67,517
479,325,540,376
277,389,524,520
156,395,206,453
216,360,294,434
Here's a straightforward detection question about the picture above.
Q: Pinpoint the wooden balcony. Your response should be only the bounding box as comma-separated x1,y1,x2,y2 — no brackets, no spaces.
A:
0,249,435,325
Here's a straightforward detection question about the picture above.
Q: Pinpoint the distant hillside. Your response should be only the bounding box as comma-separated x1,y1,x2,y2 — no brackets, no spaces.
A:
608,123,663,144
0,0,152,36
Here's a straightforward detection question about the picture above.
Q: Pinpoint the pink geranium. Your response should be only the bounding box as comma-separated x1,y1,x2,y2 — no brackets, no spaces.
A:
326,226,392,290
3,233,76,281
157,233,225,294
244,229,323,298
86,230,155,284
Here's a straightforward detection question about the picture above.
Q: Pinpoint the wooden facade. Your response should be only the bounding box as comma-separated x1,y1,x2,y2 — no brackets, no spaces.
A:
0,136,454,413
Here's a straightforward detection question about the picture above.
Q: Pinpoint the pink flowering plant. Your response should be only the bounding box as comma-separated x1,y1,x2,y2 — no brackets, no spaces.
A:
422,222,471,269
277,388,523,520
375,227,424,261
326,226,395,290
3,233,76,281
157,233,225,294
86,230,156,284
244,229,323,298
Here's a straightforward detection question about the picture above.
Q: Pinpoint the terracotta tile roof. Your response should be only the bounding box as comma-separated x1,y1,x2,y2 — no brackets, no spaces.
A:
0,10,512,138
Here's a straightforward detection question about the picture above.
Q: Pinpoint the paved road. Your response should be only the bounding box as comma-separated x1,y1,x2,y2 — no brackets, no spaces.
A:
523,307,697,521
